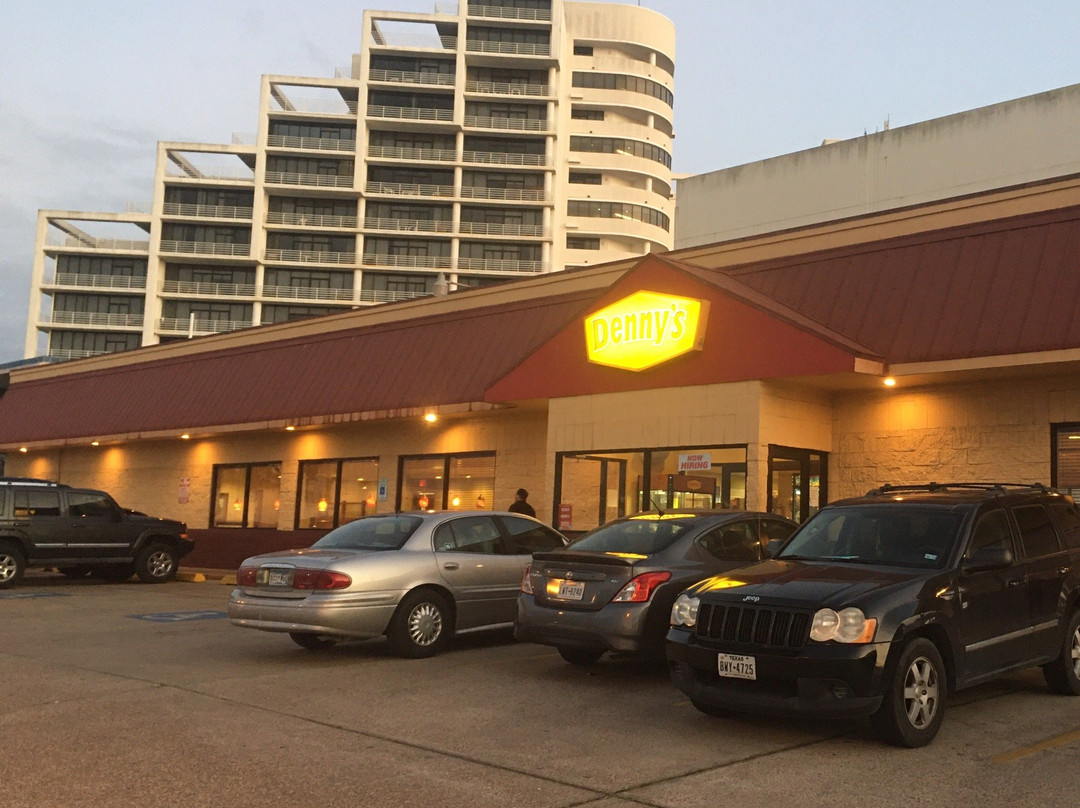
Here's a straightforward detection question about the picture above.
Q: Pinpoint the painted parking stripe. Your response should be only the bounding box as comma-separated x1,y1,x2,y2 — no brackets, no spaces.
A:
994,728,1080,763
0,591,72,599
128,610,228,622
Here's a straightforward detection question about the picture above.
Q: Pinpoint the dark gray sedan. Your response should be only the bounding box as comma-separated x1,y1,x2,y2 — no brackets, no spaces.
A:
515,510,797,664
229,511,567,657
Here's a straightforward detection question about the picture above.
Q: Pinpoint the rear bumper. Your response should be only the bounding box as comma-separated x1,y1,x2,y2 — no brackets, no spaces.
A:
227,587,402,640
514,594,655,654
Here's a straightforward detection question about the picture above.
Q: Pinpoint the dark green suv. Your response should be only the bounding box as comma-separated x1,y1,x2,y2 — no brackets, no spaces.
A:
0,477,193,587
667,483,1080,747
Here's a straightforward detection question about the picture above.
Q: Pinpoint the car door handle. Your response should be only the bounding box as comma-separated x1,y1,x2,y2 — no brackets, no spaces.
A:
443,562,460,571
1059,566,1072,576
1006,576,1028,588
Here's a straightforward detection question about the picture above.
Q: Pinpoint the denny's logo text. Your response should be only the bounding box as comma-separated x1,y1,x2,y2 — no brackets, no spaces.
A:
584,291,709,371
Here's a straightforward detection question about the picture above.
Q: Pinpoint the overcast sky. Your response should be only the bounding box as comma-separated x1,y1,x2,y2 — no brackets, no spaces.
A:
3,0,1080,362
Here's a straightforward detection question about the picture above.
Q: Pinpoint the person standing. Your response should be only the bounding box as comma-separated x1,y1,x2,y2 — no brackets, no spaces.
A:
507,488,535,517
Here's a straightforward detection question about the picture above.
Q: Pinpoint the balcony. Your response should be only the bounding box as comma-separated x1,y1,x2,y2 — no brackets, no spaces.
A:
459,186,548,202
464,80,550,97
367,145,457,163
264,171,354,189
467,4,552,22
161,280,256,298
465,41,551,57
261,285,356,302
461,150,548,167
457,222,545,237
366,105,454,123
266,134,356,153
265,211,358,229
463,115,548,132
263,249,357,265
158,241,252,257
157,317,252,336
364,181,455,198
361,254,452,269
46,273,147,291
46,236,149,253
364,217,453,234
44,311,144,329
161,203,253,220
456,257,545,273
47,347,110,361
357,288,432,304
368,69,456,87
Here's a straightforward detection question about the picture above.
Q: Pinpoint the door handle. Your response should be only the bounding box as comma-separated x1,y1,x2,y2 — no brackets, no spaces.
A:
1059,567,1072,576
1006,576,1027,588
443,562,460,571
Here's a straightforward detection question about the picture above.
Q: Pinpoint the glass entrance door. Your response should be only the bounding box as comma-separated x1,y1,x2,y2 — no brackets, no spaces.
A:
768,445,826,523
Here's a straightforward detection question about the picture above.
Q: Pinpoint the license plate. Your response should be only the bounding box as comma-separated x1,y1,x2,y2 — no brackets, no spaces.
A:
265,569,292,587
557,580,585,600
717,653,756,680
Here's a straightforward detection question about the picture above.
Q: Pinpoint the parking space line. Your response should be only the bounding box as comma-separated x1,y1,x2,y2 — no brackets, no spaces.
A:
993,728,1080,763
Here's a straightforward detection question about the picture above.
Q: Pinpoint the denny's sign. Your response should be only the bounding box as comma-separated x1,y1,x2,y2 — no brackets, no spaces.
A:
584,291,709,371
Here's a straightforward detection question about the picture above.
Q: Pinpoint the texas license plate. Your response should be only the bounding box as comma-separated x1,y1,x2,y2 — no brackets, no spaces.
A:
557,580,585,600
717,653,756,680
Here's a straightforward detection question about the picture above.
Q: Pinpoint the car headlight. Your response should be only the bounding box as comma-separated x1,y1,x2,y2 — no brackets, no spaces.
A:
670,593,700,627
809,607,877,643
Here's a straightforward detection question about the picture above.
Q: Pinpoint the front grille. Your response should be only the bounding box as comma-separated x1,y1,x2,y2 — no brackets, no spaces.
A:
695,602,810,649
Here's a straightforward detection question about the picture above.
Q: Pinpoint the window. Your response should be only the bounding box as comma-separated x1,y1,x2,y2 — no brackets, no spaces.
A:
573,45,593,56
13,490,61,517
398,453,495,511
761,518,797,544
67,491,114,518
965,509,1014,559
211,463,281,528
568,172,602,185
567,236,600,250
433,516,503,554
1049,501,1080,549
502,515,565,554
571,109,604,121
698,521,762,563
1013,504,1061,558
297,458,380,529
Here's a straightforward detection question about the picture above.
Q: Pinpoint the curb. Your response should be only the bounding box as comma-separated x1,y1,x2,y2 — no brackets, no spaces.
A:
178,569,237,585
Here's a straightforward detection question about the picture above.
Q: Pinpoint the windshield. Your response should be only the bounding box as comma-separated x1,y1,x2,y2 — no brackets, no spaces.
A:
778,506,961,568
311,515,423,551
571,514,697,556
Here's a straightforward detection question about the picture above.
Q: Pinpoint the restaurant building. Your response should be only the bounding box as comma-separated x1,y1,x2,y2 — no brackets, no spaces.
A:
4,175,1080,568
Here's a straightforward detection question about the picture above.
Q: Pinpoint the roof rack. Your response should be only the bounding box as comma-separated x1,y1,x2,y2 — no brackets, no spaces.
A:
866,482,1051,497
0,477,59,487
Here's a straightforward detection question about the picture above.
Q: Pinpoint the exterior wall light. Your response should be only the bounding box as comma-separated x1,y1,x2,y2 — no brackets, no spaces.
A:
883,377,897,387
424,412,438,423
180,434,190,440
91,441,100,446
19,447,28,453
285,425,296,431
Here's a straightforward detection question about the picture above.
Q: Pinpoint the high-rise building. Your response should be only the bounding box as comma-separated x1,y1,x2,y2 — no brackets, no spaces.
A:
25,0,675,360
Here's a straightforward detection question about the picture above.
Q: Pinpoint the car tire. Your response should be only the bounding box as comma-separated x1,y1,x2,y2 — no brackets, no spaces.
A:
1043,610,1080,696
289,632,339,650
871,637,946,748
388,589,451,658
557,646,604,666
135,542,178,583
0,542,26,588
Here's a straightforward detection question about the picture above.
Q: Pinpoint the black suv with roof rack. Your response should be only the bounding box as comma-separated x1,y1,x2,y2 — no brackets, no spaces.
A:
0,477,193,587
666,483,1080,747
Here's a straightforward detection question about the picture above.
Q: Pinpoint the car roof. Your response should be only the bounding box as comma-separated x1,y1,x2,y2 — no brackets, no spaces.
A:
828,482,1067,509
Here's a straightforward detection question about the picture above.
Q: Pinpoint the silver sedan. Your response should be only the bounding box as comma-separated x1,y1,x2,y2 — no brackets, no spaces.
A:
228,511,567,657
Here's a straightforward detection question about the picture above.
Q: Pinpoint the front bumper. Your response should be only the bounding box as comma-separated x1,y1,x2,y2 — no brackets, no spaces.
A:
666,627,889,718
227,587,402,640
515,594,656,654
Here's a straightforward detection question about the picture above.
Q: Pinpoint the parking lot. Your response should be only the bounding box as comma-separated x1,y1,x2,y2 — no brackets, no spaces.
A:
3,573,1080,808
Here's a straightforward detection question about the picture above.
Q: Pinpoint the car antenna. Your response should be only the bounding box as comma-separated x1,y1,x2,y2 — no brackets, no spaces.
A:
651,497,666,517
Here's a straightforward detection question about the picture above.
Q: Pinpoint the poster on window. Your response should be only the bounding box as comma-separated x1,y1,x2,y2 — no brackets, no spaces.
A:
178,476,190,505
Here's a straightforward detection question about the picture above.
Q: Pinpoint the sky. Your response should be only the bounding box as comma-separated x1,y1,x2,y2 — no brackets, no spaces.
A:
2,0,1080,363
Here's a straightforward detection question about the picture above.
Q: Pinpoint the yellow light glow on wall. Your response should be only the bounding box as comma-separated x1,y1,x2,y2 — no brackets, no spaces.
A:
584,291,709,371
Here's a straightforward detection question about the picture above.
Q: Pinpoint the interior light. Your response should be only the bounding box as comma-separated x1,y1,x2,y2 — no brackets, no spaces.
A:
1069,435,1080,441
317,497,328,513
883,377,897,387
451,496,461,507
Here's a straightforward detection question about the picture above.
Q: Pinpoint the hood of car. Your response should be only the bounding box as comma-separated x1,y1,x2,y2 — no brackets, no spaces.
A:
685,558,926,609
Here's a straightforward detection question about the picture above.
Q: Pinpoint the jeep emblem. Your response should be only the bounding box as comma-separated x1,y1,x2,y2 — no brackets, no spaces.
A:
742,595,760,603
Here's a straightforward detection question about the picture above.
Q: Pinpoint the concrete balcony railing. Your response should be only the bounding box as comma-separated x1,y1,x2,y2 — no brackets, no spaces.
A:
364,181,455,198
463,115,548,132
465,40,551,57
45,311,144,329
265,211,358,229
370,34,457,51
461,150,548,167
459,186,549,202
157,317,252,336
466,4,552,22
264,171,354,189
263,249,357,265
366,105,454,123
262,285,356,302
364,217,453,234
158,240,252,257
361,254,452,269
368,68,456,87
161,280,256,297
162,203,253,220
367,145,457,163
456,257,545,273
464,80,550,97
266,134,356,152
47,273,147,291
46,236,150,252
457,221,546,237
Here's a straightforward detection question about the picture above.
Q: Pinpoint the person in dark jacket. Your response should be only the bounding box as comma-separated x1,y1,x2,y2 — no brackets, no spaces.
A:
507,488,535,517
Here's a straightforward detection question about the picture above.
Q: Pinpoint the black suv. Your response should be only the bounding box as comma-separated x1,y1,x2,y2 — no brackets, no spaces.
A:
667,483,1080,747
0,477,193,587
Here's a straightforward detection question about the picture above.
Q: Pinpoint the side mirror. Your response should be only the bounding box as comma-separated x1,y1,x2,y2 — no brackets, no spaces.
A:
962,546,1013,573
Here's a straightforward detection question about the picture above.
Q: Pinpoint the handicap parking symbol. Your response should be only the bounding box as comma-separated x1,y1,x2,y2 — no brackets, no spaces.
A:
128,610,228,622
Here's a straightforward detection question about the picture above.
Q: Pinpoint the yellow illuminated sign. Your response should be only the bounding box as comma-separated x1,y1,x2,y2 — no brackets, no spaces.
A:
584,291,709,371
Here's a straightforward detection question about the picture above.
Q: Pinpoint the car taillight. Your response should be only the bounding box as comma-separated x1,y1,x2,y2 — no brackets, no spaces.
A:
520,564,533,595
611,571,672,603
237,565,258,586
292,569,352,590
